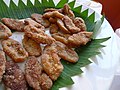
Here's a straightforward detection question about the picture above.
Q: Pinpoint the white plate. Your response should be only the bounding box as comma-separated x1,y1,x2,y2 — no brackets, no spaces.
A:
60,3,120,90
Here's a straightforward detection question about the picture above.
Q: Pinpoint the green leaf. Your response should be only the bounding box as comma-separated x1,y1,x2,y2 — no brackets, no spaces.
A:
51,72,74,90
80,9,89,19
56,0,69,8
61,60,83,76
92,16,105,38
48,0,55,8
73,5,82,14
9,0,18,18
0,0,110,90
88,12,95,23
68,0,76,9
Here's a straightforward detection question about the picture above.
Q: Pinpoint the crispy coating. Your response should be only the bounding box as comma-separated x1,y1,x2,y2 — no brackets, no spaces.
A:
43,11,64,19
42,11,53,19
31,13,50,28
49,24,58,34
44,8,58,12
0,22,12,39
74,17,87,31
24,18,45,32
52,32,70,45
68,31,93,47
1,18,25,32
2,38,28,62
3,61,27,90
25,56,43,90
49,17,57,23
24,25,55,45
44,8,63,13
53,11,64,19
41,45,63,81
63,4,75,19
0,49,6,82
40,73,53,90
52,41,79,63
22,35,42,56
57,18,71,34
63,16,80,33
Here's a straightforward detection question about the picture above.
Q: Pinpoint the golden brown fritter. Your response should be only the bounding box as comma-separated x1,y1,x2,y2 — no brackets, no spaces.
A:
25,56,43,90
44,8,58,12
49,17,57,24
2,18,25,32
74,17,87,31
31,13,50,28
68,31,93,47
0,22,12,39
43,11,64,19
24,18,45,32
40,73,53,90
52,41,79,63
0,49,6,82
41,45,63,81
63,16,80,33
52,32,70,45
44,8,63,13
2,38,28,62
3,61,27,90
24,25,55,45
49,24,58,34
62,4,75,19
57,18,71,34
22,35,42,56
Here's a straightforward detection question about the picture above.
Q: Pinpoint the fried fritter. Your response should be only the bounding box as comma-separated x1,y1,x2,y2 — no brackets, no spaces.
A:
24,25,55,45
3,61,27,90
63,4,75,19
52,32,70,45
0,22,12,39
57,18,71,34
52,41,79,63
42,11,53,19
40,73,53,90
53,11,64,19
41,45,63,81
43,11,64,19
0,49,6,82
2,18,25,32
2,38,28,62
22,35,42,56
68,31,93,47
63,16,80,33
25,56,43,90
44,8,63,13
44,8,58,12
49,17,57,23
74,17,87,31
49,24,58,34
31,13,50,28
24,18,45,32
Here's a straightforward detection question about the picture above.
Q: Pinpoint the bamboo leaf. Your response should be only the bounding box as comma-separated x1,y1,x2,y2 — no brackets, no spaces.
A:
48,0,55,8
56,0,69,8
80,9,89,19
88,12,95,23
73,5,82,14
68,0,76,9
92,16,105,38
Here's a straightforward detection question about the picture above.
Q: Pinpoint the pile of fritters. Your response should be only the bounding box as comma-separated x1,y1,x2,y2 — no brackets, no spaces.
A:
0,4,93,90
